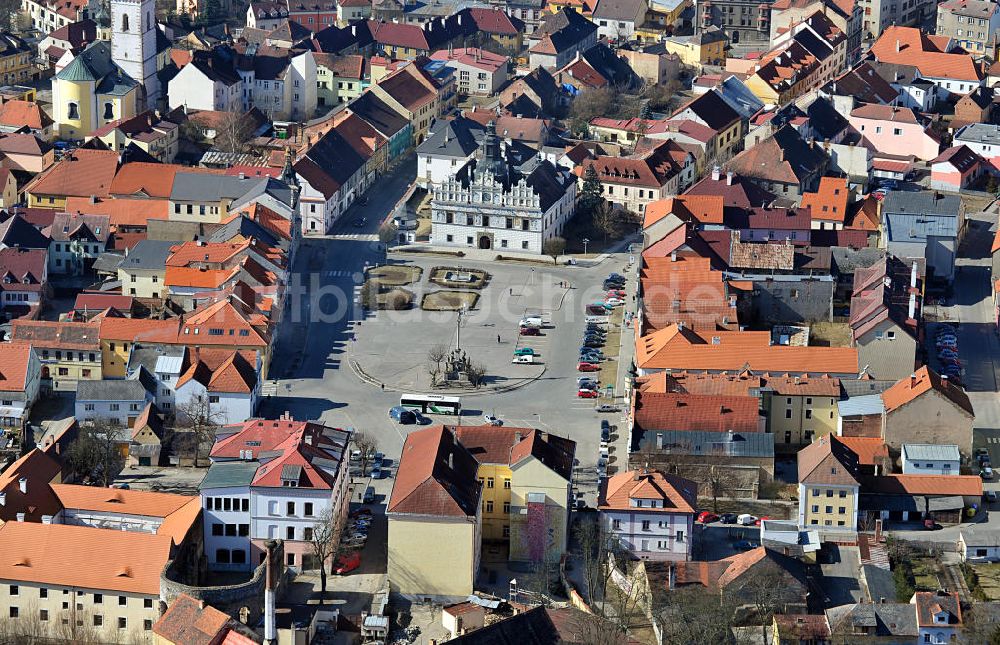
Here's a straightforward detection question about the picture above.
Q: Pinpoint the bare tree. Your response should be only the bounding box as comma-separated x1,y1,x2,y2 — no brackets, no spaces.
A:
569,87,614,136
309,505,344,598
427,343,447,386
66,421,127,487
706,462,744,513
214,109,255,155
654,586,739,645
570,610,628,645
593,201,619,245
174,396,224,467
729,566,790,644
466,361,487,388
543,236,566,265
351,431,379,480
378,221,398,247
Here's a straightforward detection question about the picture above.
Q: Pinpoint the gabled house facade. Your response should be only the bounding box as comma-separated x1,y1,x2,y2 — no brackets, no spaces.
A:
599,469,698,561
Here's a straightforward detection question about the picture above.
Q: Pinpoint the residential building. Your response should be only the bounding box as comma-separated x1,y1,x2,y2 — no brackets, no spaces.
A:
416,116,484,188
10,319,102,390
23,149,116,209
863,472,982,523
0,33,33,86
725,125,829,200
954,86,994,126
430,48,509,97
848,256,921,381
881,366,975,458
599,469,697,561
633,391,761,435
128,403,164,467
826,602,918,640
153,593,258,644
913,591,963,642
0,99,54,140
592,0,647,41
294,127,370,234
576,139,696,215
313,53,367,109
0,522,171,642
88,110,180,162
368,61,442,145
0,169,15,209
638,253,738,331
52,41,139,139
847,104,941,161
202,417,351,571
430,122,576,254
881,190,965,282
959,524,1000,562
387,425,482,600
661,27,727,67
0,343,41,428
936,0,1000,57
870,26,985,98
697,0,774,49
247,1,289,30
770,0,864,63
953,122,1000,164
452,425,575,565
47,212,110,275
800,176,851,230
671,89,744,162
618,46,682,87
346,90,413,162
0,247,48,316
635,323,858,377
797,434,861,532
116,239,176,299
901,444,961,475
497,66,564,117
0,132,54,174
528,8,599,69
172,349,260,424
930,145,989,192
75,376,155,426
167,49,243,113
762,376,842,450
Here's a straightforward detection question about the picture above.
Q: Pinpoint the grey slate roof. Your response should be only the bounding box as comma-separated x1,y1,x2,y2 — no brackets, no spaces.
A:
0,214,50,250
57,41,138,96
830,246,885,277
841,378,896,397
836,394,885,416
126,344,185,376
417,116,484,158
826,602,918,637
955,122,1000,146
860,564,897,603
885,211,959,243
200,460,259,490
348,91,410,139
118,240,178,271
882,190,962,219
901,443,961,462
76,378,151,401
208,214,282,249
641,430,774,458
593,0,645,22
169,173,268,202
960,524,1000,547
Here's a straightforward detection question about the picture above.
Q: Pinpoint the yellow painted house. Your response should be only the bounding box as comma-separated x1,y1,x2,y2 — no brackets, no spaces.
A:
455,426,576,565
797,435,860,531
388,426,483,600
9,320,103,391
52,41,139,140
661,26,728,67
763,376,841,451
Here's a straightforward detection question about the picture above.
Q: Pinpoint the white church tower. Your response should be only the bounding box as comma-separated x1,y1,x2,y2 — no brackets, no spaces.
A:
111,0,160,110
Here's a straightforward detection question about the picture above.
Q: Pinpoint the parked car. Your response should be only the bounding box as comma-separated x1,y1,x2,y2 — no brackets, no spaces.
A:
578,362,601,372
986,490,997,503
578,376,599,386
512,355,535,364
520,326,541,336
514,347,536,356
334,551,361,574
983,467,995,480
595,403,619,413
363,487,375,503
754,516,771,526
600,428,610,442
720,513,738,524
604,298,624,307
734,540,759,551
579,381,599,391
484,415,503,426
577,389,599,399
697,511,719,524
350,508,372,518
582,340,604,349
737,514,758,526
389,406,416,424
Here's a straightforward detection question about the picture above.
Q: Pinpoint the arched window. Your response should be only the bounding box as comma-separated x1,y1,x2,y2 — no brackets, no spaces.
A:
67,102,79,119
121,13,129,32
103,102,113,120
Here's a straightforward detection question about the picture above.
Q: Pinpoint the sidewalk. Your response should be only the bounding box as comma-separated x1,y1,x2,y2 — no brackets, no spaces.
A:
389,234,640,267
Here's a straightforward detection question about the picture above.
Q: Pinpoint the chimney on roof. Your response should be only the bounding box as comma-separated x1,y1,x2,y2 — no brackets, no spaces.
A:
0,492,5,506
514,431,522,444
726,171,734,185
711,165,721,181
910,373,917,388
90,195,97,204
670,250,677,262
448,452,454,469
41,515,52,524
16,512,24,522
18,477,26,494
895,39,901,52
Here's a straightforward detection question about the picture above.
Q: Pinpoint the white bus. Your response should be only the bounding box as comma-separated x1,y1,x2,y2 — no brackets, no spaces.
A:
399,394,461,415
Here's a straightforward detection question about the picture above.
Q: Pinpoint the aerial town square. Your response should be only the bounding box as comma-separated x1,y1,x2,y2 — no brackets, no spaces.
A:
4,0,1000,642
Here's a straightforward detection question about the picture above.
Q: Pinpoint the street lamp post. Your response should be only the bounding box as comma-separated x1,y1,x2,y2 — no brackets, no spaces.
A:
583,237,590,255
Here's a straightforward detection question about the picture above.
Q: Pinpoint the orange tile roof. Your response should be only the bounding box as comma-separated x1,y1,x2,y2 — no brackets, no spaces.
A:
10,319,101,350
110,163,224,199
25,149,119,200
50,483,195,518
166,266,238,289
637,370,761,396
0,100,53,130
599,470,697,514
865,474,982,496
0,521,173,595
798,434,862,486
881,366,974,416
871,26,984,82
644,195,725,228
152,593,231,645
836,436,889,466
175,349,258,393
64,196,170,227
226,203,292,240
635,324,859,375
98,299,269,347
800,176,850,223
640,255,738,331
167,240,252,266
0,343,36,392
993,227,1000,254
634,392,760,433
388,425,482,518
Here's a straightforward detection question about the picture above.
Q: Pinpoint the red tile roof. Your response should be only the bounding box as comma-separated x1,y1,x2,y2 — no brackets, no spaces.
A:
0,342,36,393
388,425,482,518
64,196,170,227
109,163,224,199
800,176,850,223
634,392,760,433
836,436,888,466
881,366,974,416
865,474,982,496
152,593,231,645
0,448,62,523
871,25,984,82
0,100,53,130
797,434,862,486
25,149,120,199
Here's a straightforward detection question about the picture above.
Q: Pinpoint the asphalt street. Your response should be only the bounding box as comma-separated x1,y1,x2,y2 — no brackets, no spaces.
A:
262,161,636,505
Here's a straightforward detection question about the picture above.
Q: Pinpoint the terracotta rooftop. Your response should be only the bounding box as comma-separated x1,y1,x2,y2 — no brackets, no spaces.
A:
599,470,698,514
24,149,119,199
152,593,232,645
864,474,982,497
387,425,482,518
800,176,850,223
871,25,984,82
0,343,37,393
0,448,62,523
881,366,973,416
451,425,575,481
798,434,862,486
634,392,760,433
837,436,889,467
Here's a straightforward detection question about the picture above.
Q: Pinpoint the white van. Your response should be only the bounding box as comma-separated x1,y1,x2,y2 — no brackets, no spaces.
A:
520,316,543,328
737,514,758,526
512,355,534,364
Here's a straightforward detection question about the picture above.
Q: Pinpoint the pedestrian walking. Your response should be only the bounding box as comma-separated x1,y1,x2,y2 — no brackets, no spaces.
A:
497,334,501,344
381,383,385,391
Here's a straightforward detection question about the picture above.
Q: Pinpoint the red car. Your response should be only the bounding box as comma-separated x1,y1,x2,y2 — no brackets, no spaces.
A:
520,326,540,336
754,516,771,526
606,290,626,298
697,511,719,524
334,551,361,575
577,389,599,398
578,362,601,372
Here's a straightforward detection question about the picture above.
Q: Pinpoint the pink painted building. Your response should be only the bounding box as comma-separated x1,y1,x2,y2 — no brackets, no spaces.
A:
930,145,989,192
847,104,941,161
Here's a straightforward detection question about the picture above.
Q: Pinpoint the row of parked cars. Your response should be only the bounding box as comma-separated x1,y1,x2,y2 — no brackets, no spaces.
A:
697,511,771,526
934,323,962,382
578,273,625,377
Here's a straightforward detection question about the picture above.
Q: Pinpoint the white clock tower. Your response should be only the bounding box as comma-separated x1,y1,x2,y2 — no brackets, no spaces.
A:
110,0,160,109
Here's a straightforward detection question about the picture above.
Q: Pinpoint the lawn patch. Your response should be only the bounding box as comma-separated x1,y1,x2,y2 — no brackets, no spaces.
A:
421,290,480,311
366,264,422,287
